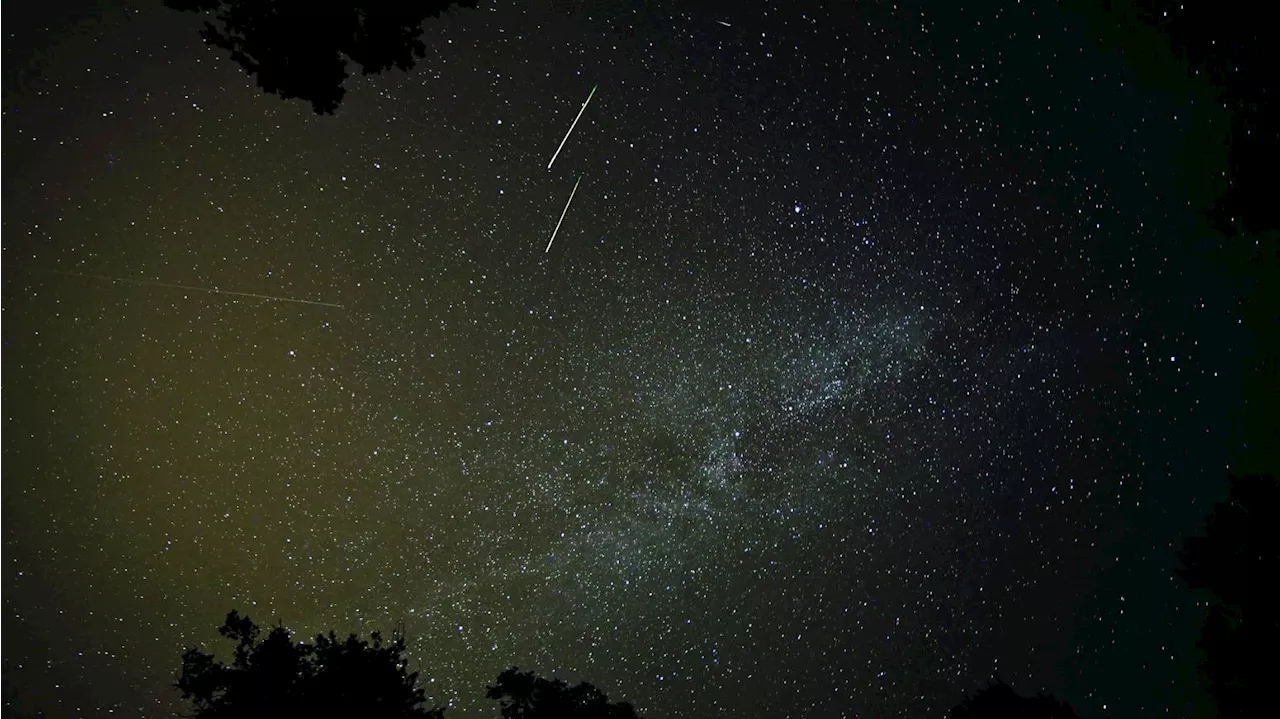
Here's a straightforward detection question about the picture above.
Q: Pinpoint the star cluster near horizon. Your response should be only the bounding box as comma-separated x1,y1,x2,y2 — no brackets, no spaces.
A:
3,2,1227,718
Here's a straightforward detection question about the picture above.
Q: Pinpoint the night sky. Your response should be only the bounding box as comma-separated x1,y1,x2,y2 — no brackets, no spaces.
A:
3,1,1269,718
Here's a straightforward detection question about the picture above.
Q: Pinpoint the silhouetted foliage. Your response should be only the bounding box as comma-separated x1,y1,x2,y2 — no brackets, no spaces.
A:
487,667,641,719
1066,0,1277,234
949,680,1080,719
1123,1,1276,235
1,659,49,719
176,610,443,719
1176,474,1280,719
162,0,479,114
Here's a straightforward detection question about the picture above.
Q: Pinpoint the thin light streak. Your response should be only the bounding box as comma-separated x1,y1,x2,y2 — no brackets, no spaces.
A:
25,267,344,309
545,175,583,253
547,84,598,170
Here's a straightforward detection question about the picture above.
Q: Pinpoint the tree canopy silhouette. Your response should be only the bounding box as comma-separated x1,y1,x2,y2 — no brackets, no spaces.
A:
1,663,50,719
162,0,479,114
487,667,641,719
1176,473,1279,719
175,610,443,719
1065,0,1276,234
948,680,1080,719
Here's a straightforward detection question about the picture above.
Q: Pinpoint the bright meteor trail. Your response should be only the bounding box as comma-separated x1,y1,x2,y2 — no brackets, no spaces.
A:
547,84,597,170
545,175,582,253
25,267,345,309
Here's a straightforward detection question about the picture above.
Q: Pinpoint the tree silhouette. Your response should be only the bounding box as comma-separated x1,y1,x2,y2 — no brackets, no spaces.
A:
162,0,480,114
948,680,1080,719
1,659,49,719
1123,0,1275,235
1064,0,1276,235
176,610,443,719
1176,473,1279,719
0,675,37,711
486,667,641,719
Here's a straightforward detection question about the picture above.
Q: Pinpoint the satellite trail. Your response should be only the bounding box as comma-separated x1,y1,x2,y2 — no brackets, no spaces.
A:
547,84,598,170
545,175,583,253
25,267,344,308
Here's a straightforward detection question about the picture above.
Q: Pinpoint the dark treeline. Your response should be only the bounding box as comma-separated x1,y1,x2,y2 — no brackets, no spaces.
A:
181,610,1082,719
173,473,1277,718
1175,474,1278,718
175,611,643,719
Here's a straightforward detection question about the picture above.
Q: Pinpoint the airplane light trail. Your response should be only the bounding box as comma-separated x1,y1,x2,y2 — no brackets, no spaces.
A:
545,175,583,253
547,84,598,170
25,267,344,308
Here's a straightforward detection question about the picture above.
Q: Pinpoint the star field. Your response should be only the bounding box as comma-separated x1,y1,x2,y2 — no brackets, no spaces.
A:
3,1,1261,718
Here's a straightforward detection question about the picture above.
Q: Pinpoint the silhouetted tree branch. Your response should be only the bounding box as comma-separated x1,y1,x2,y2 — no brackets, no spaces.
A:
1176,473,1279,719
949,680,1080,719
487,667,641,719
163,0,480,114
175,610,443,719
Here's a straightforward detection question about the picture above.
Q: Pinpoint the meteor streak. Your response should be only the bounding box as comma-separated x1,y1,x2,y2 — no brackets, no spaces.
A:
25,267,344,309
547,84,597,170
545,175,582,253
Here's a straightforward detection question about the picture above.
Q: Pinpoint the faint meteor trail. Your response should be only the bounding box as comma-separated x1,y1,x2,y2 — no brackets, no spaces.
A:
545,175,583,253
547,84,597,170
717,20,732,27
25,267,344,308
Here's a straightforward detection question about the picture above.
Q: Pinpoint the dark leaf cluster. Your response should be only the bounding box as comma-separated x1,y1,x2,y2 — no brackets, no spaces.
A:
175,610,442,719
486,667,641,719
948,680,1081,719
162,0,479,114
1176,474,1280,719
